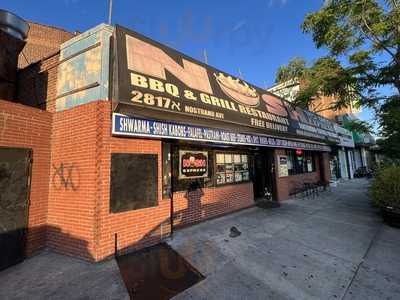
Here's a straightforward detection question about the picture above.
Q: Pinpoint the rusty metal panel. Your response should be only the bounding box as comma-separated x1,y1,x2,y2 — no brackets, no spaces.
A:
56,24,113,112
0,147,31,271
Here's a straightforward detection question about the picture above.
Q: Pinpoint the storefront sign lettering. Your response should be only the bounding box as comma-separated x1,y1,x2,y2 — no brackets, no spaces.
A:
113,113,331,152
114,25,339,143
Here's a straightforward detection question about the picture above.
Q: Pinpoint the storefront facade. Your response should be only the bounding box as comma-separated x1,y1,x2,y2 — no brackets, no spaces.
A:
330,124,356,182
1,20,337,264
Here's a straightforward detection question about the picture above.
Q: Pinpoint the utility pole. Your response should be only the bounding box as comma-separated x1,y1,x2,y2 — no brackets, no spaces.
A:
108,0,113,25
238,68,243,79
203,49,208,64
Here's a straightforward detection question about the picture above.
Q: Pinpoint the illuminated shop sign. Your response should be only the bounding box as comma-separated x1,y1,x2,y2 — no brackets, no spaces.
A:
112,113,331,152
179,151,208,179
114,25,339,143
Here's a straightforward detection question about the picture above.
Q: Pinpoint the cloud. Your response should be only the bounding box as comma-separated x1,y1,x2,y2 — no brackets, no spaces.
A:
232,20,247,32
267,0,289,7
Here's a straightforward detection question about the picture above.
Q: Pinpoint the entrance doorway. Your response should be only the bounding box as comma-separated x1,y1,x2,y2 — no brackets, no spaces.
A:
253,149,276,200
0,147,32,271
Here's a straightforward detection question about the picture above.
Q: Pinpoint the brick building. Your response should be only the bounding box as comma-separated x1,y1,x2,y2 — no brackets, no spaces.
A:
0,11,335,269
267,79,375,181
18,21,77,69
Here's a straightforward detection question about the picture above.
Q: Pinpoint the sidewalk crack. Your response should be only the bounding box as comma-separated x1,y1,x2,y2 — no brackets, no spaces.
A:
340,224,383,300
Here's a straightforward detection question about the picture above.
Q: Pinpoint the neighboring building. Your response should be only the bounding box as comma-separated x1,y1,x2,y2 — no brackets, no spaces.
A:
267,79,299,102
267,79,375,178
337,114,376,171
333,124,356,180
1,10,340,269
18,21,78,69
267,79,361,121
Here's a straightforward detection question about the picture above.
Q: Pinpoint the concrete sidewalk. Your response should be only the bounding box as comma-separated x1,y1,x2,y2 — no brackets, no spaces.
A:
0,178,398,299
0,250,129,300
169,179,400,300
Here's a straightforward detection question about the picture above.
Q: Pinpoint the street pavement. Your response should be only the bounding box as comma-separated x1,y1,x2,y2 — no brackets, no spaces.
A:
0,178,398,299
170,179,400,300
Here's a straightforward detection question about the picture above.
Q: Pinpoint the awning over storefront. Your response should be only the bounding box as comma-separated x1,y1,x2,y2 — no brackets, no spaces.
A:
112,113,331,152
334,124,355,148
112,25,339,147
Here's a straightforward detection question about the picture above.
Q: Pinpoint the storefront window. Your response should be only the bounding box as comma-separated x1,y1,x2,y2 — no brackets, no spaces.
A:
172,146,214,192
216,153,249,185
166,146,251,192
285,150,316,175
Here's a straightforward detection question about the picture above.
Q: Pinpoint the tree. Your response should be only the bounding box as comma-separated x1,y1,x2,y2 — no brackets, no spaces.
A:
274,56,358,111
275,57,307,83
377,95,400,159
284,0,399,158
300,0,400,106
343,119,373,134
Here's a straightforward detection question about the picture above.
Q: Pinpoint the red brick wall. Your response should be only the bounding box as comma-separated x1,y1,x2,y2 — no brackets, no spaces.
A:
172,183,254,228
274,149,327,201
97,108,171,260
44,100,169,261
18,22,76,69
0,100,52,255
47,101,104,260
0,98,331,262
320,152,331,184
95,102,254,260
17,53,60,112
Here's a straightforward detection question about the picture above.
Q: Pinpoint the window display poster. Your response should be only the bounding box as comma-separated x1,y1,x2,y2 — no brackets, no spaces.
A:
307,159,313,172
278,155,289,177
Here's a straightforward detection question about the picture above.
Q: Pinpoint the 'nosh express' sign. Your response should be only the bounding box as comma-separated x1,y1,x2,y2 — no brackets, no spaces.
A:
179,151,208,179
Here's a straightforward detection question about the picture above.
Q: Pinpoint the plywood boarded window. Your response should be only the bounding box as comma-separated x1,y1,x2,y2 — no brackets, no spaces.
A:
110,153,158,213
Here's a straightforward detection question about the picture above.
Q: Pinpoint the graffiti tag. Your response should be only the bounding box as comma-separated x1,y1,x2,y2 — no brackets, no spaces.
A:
52,163,80,191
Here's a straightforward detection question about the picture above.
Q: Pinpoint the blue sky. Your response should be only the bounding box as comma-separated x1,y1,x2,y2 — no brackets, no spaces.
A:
2,0,377,128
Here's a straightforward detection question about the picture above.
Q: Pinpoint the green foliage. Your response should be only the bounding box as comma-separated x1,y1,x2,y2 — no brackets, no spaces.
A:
299,0,400,105
343,119,372,134
377,95,400,159
290,0,400,157
293,56,360,110
370,165,400,208
275,57,307,83
302,0,399,57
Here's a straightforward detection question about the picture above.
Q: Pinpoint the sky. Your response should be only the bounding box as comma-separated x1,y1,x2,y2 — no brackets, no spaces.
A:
2,0,377,128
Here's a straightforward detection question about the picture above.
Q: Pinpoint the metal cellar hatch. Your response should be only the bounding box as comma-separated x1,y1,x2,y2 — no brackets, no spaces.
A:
116,243,204,299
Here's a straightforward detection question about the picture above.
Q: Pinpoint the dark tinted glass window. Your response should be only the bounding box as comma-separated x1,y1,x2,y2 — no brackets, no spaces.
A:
110,153,158,213
285,150,316,175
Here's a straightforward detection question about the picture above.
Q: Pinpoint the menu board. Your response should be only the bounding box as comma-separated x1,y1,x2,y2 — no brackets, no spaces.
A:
216,153,249,185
